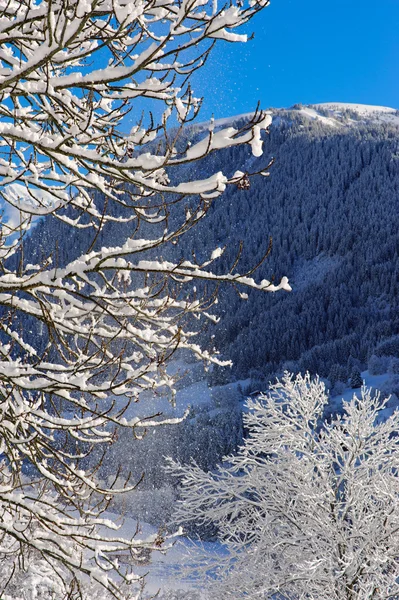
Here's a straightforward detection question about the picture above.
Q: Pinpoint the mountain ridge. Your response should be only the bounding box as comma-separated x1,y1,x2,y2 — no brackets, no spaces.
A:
195,102,399,131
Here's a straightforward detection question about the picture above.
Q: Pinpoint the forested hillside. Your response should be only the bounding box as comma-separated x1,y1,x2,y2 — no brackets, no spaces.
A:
25,103,399,386
185,104,399,384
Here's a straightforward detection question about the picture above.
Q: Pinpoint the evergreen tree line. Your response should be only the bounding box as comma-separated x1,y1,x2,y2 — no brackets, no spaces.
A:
181,109,399,384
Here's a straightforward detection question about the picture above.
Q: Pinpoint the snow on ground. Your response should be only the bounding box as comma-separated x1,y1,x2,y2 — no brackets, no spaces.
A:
315,102,397,115
296,106,339,127
290,102,399,128
112,358,249,422
194,102,399,133
101,510,220,597
314,102,399,126
144,537,222,597
328,370,392,418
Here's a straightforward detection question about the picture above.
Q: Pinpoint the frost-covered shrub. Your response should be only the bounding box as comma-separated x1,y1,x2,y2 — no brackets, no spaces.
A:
172,374,399,600
330,380,347,397
387,393,399,410
380,375,399,400
368,354,389,375
375,336,399,358
281,360,301,375
389,357,399,375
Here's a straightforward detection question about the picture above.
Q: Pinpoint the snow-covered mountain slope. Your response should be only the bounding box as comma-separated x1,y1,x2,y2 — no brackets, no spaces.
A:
180,105,399,383
197,102,399,131
306,102,399,126
315,102,397,114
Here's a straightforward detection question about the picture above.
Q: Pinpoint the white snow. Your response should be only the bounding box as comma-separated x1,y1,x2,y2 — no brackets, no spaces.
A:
195,102,399,133
328,370,392,418
100,510,221,596
297,106,339,127
315,102,397,115
313,102,399,126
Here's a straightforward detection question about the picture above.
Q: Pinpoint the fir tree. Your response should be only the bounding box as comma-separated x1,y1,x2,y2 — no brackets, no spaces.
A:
350,368,363,389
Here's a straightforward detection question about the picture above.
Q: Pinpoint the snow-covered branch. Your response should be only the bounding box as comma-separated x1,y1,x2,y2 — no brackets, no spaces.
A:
0,0,270,234
0,0,283,596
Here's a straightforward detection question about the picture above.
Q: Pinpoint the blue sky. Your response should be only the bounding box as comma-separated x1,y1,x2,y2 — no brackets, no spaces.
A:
192,0,399,120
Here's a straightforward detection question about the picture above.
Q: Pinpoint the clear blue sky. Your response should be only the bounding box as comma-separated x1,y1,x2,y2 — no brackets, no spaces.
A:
192,0,399,120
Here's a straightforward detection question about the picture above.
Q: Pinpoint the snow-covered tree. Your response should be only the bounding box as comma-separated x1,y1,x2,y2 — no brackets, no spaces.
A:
350,368,363,389
172,373,399,600
0,0,290,597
